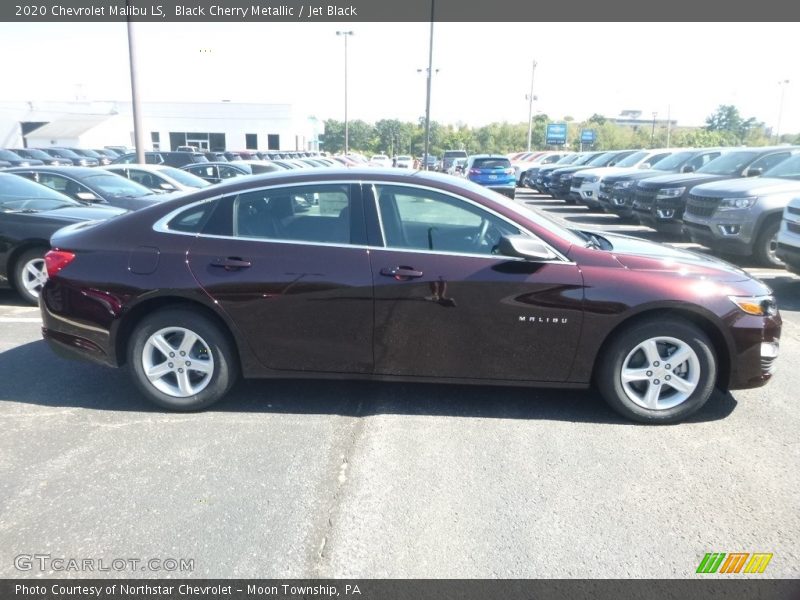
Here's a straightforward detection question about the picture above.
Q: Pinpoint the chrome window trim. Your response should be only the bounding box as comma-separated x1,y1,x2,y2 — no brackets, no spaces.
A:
151,180,574,264
366,180,571,263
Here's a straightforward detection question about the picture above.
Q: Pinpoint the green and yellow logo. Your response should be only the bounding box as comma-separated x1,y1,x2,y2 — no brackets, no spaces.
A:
696,552,773,574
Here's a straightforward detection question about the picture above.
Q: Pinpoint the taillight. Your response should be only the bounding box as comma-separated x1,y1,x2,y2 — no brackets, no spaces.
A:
469,168,481,175
44,249,75,277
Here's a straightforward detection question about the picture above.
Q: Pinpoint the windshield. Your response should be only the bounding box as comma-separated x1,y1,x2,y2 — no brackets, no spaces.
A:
0,173,79,204
586,152,615,167
0,149,23,160
51,148,81,158
18,148,52,160
573,152,601,166
697,150,760,176
554,154,579,165
649,151,696,171
614,151,649,168
763,154,800,180
83,173,154,197
159,166,211,187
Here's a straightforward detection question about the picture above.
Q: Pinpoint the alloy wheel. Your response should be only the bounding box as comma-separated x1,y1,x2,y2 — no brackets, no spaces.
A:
21,258,48,299
141,327,215,397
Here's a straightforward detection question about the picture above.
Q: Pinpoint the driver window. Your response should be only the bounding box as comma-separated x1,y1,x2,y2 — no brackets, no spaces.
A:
375,184,520,255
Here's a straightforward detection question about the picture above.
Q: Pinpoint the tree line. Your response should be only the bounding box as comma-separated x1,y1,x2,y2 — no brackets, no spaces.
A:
319,105,798,156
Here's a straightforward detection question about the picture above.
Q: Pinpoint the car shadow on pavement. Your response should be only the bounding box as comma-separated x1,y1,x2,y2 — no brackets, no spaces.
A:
0,340,738,425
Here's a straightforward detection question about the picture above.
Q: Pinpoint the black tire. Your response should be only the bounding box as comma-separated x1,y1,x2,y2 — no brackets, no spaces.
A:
753,219,783,267
127,308,238,411
596,318,717,424
13,247,49,305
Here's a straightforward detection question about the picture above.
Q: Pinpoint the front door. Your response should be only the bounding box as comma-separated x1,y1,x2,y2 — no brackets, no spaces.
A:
366,183,585,382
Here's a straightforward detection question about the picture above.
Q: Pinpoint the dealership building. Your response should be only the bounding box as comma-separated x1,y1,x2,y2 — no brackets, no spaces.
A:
0,100,324,152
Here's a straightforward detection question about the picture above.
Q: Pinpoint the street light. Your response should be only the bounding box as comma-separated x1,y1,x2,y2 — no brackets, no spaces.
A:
421,0,436,171
650,111,658,147
775,79,790,144
526,60,538,152
335,30,354,155
126,0,144,163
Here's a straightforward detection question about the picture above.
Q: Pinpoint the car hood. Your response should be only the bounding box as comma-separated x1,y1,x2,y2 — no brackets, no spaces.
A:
581,166,641,179
600,231,751,282
689,176,800,197
638,172,721,188
38,205,127,222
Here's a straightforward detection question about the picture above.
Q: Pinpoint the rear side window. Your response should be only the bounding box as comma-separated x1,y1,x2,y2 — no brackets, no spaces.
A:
167,202,215,233
472,158,510,169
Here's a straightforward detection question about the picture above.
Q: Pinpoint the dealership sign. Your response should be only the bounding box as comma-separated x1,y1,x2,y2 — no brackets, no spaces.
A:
580,129,597,144
546,123,568,145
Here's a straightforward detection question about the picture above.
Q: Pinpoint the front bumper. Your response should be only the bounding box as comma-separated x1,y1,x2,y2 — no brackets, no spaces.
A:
776,242,800,274
571,182,602,207
728,312,782,389
682,211,757,255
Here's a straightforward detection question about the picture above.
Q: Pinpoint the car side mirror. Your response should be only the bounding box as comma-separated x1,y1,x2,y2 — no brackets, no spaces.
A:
498,235,557,261
745,167,763,177
75,192,99,202
159,182,176,190
681,165,695,173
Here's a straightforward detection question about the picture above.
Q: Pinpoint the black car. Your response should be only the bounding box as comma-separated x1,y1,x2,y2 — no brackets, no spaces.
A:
113,151,209,168
40,148,100,167
0,160,11,169
0,149,45,167
0,172,125,304
632,147,799,234
10,148,73,166
599,149,728,219
547,151,636,201
182,161,285,184
204,152,228,162
5,166,171,211
537,152,604,193
61,148,112,166
522,153,579,189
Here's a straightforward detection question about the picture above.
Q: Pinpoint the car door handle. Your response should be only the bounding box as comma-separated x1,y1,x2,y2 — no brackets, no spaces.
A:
380,266,423,280
211,257,252,271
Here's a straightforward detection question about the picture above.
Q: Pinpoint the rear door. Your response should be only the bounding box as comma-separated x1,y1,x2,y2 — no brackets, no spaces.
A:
187,181,374,374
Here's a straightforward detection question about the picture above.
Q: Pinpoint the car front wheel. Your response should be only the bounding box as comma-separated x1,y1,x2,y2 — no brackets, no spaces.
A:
128,308,238,411
596,318,717,424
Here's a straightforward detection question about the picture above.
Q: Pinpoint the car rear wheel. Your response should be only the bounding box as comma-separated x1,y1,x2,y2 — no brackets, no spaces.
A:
754,219,783,267
596,318,717,424
13,247,49,305
128,308,238,411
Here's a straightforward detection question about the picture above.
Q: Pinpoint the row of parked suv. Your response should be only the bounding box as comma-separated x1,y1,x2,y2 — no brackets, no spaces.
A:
523,146,800,268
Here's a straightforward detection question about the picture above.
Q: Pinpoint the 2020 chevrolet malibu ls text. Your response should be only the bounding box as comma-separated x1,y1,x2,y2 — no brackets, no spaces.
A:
39,168,781,423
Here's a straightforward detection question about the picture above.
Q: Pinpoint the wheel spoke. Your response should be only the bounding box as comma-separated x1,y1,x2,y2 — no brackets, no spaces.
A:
641,339,662,365
178,331,199,356
146,361,172,380
189,359,213,375
667,346,693,368
150,334,175,358
26,263,42,277
621,367,651,383
643,382,662,409
176,370,193,395
666,375,695,394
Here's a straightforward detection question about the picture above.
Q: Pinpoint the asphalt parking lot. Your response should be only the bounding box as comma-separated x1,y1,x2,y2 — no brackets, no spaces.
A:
1,187,798,578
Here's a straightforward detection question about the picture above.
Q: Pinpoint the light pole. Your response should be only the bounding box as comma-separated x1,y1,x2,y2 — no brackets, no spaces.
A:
526,60,538,152
126,0,144,163
421,0,435,171
775,79,790,144
650,112,658,147
336,31,354,155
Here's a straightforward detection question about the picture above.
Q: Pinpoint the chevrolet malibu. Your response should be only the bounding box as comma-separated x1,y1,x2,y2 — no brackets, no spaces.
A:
39,169,781,423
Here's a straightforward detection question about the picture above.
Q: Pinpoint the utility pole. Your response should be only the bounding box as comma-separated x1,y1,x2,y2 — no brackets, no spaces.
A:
422,0,435,171
126,0,144,163
336,31,354,155
526,60,538,152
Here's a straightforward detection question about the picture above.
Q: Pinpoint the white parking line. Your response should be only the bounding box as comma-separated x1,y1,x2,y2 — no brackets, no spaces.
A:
0,317,42,323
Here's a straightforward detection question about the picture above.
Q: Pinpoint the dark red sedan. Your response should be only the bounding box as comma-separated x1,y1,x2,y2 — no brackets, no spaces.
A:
39,169,781,423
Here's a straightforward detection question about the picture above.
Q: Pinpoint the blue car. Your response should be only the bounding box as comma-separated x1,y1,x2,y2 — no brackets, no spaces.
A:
464,154,516,198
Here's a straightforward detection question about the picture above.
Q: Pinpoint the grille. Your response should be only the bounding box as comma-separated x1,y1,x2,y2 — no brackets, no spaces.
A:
788,221,800,234
571,176,584,188
600,182,614,196
632,188,657,210
686,194,720,218
761,356,777,375
788,205,800,216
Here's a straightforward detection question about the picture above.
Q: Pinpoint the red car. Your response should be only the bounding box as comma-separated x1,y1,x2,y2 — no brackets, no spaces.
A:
39,169,781,423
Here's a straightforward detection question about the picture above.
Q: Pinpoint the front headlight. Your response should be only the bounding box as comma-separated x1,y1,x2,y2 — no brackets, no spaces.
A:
728,295,778,316
615,180,635,189
656,186,686,199
718,196,757,210
78,159,88,165
585,176,600,183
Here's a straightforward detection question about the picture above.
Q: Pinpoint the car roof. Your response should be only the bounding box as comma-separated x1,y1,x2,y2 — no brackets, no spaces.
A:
5,166,104,177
